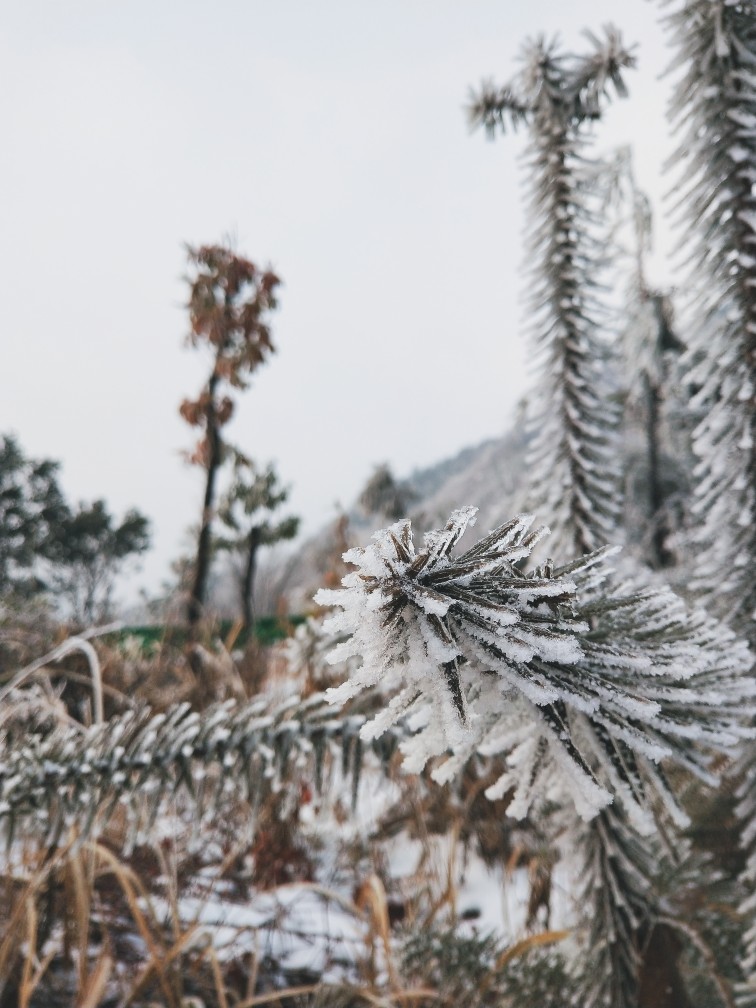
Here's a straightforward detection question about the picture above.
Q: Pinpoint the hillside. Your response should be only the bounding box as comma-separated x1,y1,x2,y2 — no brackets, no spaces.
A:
282,423,529,612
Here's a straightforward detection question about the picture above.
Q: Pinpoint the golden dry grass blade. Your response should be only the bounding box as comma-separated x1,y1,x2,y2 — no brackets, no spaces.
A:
152,834,181,945
225,618,244,652
422,822,461,929
66,844,93,993
494,928,571,969
354,873,397,988
234,986,320,1007
391,989,444,1004
91,843,179,1008
25,943,58,1005
0,845,67,986
354,874,390,941
202,943,230,1008
119,920,200,1008
505,843,525,878
91,842,161,932
77,946,113,1008
18,894,37,1008
246,935,260,1000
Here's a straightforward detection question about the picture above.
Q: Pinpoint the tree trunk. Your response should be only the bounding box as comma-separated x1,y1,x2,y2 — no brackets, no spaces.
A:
242,526,261,632
643,371,674,569
644,294,678,570
638,923,692,1008
187,372,222,631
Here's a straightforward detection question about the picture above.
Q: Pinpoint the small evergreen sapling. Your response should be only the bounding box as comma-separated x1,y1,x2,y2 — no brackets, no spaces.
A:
216,456,299,632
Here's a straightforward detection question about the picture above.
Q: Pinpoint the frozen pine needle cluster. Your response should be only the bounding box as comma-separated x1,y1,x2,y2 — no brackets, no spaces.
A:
317,507,754,825
0,691,401,849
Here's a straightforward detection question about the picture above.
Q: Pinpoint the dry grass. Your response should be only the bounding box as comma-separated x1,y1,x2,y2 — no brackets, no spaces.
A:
0,623,574,1008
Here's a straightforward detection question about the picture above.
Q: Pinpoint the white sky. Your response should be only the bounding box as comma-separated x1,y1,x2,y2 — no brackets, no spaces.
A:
0,1,675,601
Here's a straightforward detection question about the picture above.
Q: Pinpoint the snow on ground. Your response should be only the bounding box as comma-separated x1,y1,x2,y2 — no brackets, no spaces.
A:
148,884,369,981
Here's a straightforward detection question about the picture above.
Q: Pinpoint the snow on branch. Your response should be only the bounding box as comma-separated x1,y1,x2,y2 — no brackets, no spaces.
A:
0,692,404,849
470,31,635,558
318,508,754,823
661,0,756,634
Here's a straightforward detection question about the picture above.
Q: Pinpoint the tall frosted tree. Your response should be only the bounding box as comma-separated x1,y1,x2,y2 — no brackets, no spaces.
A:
466,32,683,1006
660,0,756,638
658,4,756,1002
469,30,634,557
596,149,689,570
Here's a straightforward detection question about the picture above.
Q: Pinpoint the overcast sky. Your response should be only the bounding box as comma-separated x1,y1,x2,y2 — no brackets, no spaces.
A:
0,1,676,602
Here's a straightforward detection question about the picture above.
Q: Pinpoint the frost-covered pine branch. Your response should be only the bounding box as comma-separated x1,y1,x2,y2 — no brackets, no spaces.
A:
470,29,634,556
660,0,756,636
0,691,404,849
318,507,753,824
572,803,659,1008
317,507,753,1004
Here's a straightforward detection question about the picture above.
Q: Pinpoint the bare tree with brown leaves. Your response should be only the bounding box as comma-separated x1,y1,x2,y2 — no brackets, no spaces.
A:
179,243,280,629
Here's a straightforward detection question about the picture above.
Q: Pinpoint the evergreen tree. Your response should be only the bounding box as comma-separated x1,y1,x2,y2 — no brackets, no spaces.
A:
590,149,691,571
469,30,634,557
46,500,151,625
467,33,694,1005
358,463,416,523
216,457,299,631
624,290,688,570
0,435,68,598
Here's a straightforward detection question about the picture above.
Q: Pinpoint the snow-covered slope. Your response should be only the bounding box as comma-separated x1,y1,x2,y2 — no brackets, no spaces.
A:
283,425,529,612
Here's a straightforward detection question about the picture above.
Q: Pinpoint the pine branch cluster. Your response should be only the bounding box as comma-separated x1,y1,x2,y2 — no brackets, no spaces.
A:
573,801,667,1008
318,507,754,824
318,506,754,1005
0,691,403,849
